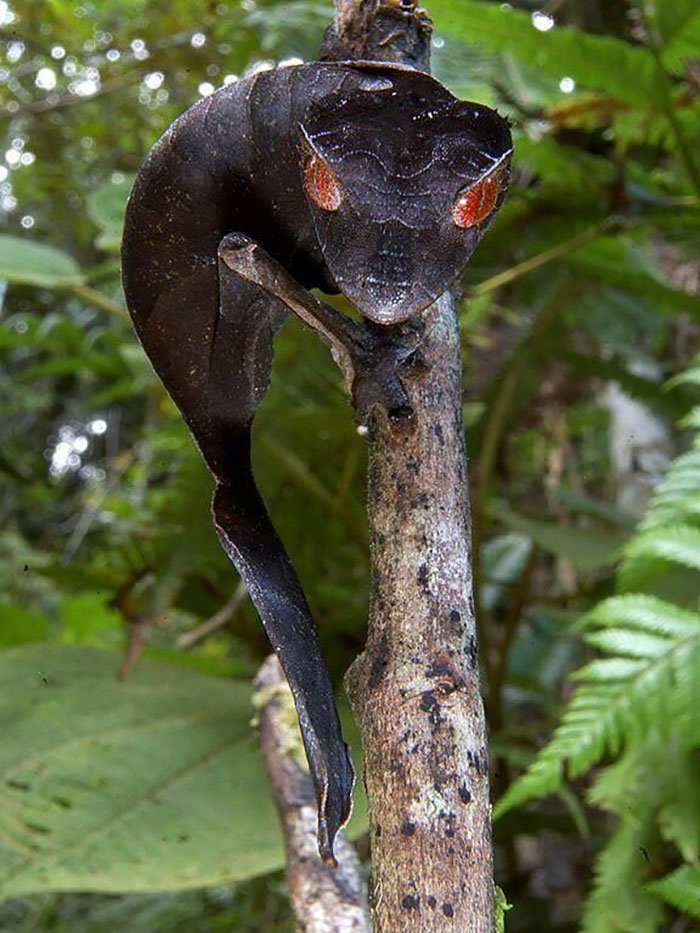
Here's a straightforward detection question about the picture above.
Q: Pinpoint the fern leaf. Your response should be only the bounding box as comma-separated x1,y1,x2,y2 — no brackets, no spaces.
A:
625,524,700,571
585,594,700,639
434,1,663,108
581,816,665,933
572,657,647,681
585,629,674,660
646,866,700,919
679,406,700,430
496,626,700,815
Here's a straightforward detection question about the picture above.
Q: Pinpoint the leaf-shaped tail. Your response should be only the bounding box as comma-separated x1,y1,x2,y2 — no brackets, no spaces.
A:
212,440,354,863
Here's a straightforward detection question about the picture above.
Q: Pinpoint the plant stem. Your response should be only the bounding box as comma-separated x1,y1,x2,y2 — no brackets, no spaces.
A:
469,216,618,298
68,283,127,320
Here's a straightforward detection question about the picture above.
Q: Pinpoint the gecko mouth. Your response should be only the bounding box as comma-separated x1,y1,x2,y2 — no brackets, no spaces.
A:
339,275,436,325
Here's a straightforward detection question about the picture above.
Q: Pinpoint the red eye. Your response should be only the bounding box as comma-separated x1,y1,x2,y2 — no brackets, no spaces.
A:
452,167,504,229
303,152,344,212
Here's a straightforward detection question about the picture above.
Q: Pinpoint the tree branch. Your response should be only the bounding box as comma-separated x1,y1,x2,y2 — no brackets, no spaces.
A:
327,2,496,929
254,656,371,933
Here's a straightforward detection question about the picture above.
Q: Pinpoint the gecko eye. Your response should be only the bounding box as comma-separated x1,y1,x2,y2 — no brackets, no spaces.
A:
303,152,344,212
452,166,505,229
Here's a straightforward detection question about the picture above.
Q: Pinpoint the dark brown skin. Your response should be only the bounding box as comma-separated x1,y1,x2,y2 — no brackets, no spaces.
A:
121,59,511,864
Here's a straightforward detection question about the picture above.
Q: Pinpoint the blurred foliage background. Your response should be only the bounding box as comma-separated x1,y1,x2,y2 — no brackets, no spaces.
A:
0,0,698,930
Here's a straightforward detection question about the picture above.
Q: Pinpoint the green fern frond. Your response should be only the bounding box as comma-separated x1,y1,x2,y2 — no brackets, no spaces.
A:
495,623,699,817
497,362,700,926
646,866,700,919
679,406,700,430
585,594,699,639
581,815,665,933
625,524,700,571
434,1,663,108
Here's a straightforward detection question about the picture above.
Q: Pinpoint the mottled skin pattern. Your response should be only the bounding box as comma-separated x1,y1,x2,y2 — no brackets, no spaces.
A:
121,60,512,863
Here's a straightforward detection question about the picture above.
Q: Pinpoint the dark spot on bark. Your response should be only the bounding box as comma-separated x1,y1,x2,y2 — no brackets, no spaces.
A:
464,635,478,669
444,812,456,837
402,894,420,911
420,691,442,730
7,779,30,791
425,660,451,679
442,903,454,917
466,746,489,776
449,609,461,624
375,824,382,838
390,758,404,774
417,563,430,595
412,491,430,510
368,633,391,689
401,821,416,836
427,896,437,909
406,458,419,475
458,783,472,804
434,423,444,445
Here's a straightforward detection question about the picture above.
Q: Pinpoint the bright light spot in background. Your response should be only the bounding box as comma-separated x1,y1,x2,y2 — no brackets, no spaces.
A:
72,79,99,97
198,82,215,96
0,2,15,25
130,38,149,60
106,49,120,62
143,71,164,90
51,45,66,60
20,151,35,166
7,41,24,62
20,215,34,228
559,76,575,93
0,167,7,182
432,36,445,49
73,435,89,453
532,11,555,31
191,32,206,48
36,67,57,91
5,149,20,167
88,418,107,435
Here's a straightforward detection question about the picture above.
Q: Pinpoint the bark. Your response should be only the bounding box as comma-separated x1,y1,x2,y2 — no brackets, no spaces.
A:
331,2,496,929
345,295,493,931
254,656,371,933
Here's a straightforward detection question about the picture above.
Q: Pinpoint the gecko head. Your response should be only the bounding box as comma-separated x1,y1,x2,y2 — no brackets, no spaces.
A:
299,66,513,325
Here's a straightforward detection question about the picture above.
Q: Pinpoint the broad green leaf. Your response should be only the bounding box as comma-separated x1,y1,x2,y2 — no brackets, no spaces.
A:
491,506,622,572
0,604,48,647
87,176,135,253
434,1,662,108
0,645,364,898
0,235,84,289
59,592,122,647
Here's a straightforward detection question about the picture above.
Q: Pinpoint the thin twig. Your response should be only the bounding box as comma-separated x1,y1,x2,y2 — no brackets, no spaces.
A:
254,655,371,933
68,283,127,321
176,580,248,648
469,216,620,298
